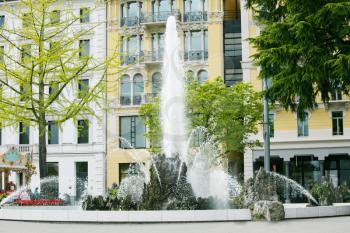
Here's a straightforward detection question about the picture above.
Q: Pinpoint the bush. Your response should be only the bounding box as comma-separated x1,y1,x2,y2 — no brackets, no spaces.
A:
82,195,109,210
310,177,337,206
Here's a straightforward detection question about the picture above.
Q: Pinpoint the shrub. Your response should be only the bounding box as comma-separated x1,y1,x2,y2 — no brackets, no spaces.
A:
310,178,337,206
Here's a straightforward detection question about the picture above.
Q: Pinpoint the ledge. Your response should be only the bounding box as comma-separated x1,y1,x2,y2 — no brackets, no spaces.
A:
0,208,251,222
0,204,349,222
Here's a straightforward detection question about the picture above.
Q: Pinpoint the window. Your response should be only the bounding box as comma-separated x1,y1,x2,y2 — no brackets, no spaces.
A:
184,30,208,61
184,0,207,22
76,162,88,199
120,1,143,26
80,8,90,23
50,10,60,24
19,122,29,144
79,39,90,58
119,116,146,149
268,113,274,138
49,42,60,62
331,83,342,101
78,79,89,99
22,13,30,28
46,162,59,176
77,120,89,144
20,85,27,101
197,70,208,84
332,111,343,136
325,155,350,188
49,82,59,99
152,72,161,95
151,33,164,60
297,112,309,137
119,163,141,183
120,75,131,105
121,35,143,65
290,156,320,189
48,121,59,144
133,74,144,105
0,15,4,28
21,44,31,62
151,0,175,22
0,46,4,64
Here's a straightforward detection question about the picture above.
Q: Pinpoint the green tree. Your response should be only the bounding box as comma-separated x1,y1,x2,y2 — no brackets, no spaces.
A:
0,0,119,178
140,77,262,155
246,0,350,115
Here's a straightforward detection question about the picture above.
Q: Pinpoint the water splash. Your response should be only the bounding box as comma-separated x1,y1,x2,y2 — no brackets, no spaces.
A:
270,172,318,205
186,127,242,201
117,174,145,203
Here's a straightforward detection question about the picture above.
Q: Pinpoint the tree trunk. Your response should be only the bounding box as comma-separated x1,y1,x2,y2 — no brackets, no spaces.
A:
38,121,47,179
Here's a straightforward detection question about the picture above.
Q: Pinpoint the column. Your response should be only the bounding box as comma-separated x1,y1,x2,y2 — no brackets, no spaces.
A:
284,160,290,203
137,34,140,63
201,29,204,60
320,160,325,177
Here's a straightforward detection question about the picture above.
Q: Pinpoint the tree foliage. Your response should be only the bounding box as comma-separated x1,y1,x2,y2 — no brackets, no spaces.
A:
0,0,120,177
246,0,350,115
140,77,262,154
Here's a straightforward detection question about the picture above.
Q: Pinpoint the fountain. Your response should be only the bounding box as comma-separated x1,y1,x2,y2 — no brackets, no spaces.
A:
0,17,320,214
105,16,320,211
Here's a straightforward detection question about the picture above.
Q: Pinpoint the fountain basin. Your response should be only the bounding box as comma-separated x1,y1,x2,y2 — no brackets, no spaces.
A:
0,204,349,222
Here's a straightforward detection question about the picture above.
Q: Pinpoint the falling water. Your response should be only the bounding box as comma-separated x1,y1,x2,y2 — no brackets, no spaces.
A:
160,16,187,159
270,172,318,205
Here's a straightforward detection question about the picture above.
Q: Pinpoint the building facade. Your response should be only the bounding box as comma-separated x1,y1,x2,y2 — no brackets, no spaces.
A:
241,0,350,193
0,0,107,198
106,0,241,186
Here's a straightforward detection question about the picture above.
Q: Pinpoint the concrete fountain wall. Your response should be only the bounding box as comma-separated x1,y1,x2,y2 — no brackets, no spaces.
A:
0,204,349,222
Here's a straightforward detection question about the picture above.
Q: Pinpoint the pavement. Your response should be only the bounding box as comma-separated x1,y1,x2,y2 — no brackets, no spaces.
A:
0,216,349,233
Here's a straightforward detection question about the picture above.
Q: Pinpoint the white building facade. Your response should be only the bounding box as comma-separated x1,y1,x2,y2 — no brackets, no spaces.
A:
0,0,107,199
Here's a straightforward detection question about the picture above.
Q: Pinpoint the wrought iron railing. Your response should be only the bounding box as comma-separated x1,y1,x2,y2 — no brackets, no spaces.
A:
184,11,207,22
184,50,208,61
143,51,164,63
120,16,139,27
140,10,181,23
120,51,144,65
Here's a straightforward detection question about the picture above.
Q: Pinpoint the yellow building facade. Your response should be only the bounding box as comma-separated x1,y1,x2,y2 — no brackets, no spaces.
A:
241,1,350,192
106,0,240,186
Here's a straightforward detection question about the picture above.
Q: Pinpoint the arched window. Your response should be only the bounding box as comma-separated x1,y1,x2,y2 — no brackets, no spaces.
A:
120,75,131,105
185,70,194,83
198,70,208,84
133,74,144,105
152,72,162,95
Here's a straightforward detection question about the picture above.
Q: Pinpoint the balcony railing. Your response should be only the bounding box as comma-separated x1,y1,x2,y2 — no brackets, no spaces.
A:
143,51,164,63
120,93,158,106
184,50,208,61
143,93,158,104
120,52,144,65
120,16,139,27
184,11,207,22
140,10,181,24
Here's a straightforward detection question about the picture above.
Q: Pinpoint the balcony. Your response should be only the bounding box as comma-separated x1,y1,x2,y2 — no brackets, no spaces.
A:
119,93,158,107
143,93,158,104
120,52,144,65
184,50,208,61
184,11,207,22
143,51,163,64
140,10,181,24
120,16,139,27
